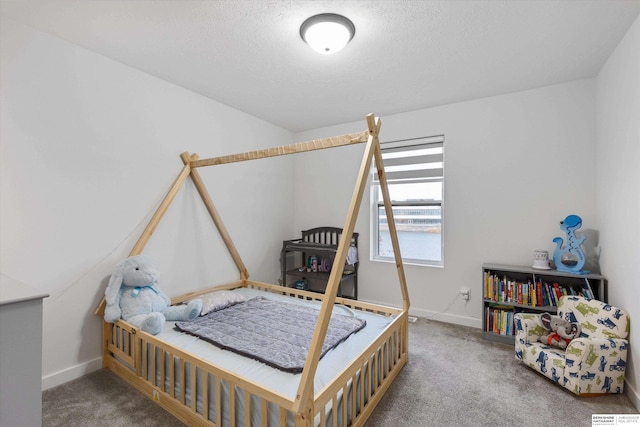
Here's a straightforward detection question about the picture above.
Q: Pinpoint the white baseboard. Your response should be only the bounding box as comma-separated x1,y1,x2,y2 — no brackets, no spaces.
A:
626,380,640,412
408,307,482,329
42,357,103,391
360,297,481,329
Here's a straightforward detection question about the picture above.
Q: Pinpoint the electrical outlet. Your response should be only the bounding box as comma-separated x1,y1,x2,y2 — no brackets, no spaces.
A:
460,288,470,301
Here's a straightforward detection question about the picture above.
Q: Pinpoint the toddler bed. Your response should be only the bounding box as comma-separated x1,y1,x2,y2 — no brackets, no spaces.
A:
95,114,410,426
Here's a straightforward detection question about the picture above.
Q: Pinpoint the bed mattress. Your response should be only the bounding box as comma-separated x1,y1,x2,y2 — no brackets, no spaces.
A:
148,287,396,426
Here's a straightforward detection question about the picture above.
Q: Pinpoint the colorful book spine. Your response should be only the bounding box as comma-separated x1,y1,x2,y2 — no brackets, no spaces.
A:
486,305,515,336
536,282,543,307
484,272,596,308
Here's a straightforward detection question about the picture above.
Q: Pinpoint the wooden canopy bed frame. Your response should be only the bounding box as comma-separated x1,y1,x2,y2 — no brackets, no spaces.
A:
95,114,410,426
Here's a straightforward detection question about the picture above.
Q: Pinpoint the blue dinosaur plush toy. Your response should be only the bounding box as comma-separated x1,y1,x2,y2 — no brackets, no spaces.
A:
104,254,202,335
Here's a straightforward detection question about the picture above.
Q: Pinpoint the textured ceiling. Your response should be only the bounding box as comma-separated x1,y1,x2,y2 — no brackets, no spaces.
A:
1,0,639,132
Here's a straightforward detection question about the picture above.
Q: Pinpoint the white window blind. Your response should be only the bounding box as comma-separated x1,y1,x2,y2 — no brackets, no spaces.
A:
373,137,444,185
372,135,444,266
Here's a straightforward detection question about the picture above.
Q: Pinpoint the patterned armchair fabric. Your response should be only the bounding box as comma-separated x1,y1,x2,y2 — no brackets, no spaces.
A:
514,296,629,395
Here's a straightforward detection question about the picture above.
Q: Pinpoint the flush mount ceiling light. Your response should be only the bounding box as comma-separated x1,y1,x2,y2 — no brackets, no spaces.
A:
300,13,355,55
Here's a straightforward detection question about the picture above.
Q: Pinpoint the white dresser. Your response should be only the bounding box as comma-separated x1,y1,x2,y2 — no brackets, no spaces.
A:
0,276,48,427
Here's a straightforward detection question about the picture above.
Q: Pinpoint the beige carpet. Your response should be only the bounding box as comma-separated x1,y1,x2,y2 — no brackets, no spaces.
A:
43,318,638,426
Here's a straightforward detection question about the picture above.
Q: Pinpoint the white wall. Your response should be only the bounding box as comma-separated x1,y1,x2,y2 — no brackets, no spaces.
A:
294,79,598,328
596,14,640,409
0,18,294,389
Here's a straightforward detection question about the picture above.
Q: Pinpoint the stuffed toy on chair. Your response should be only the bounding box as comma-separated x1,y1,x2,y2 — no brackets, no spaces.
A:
538,312,581,350
104,254,202,335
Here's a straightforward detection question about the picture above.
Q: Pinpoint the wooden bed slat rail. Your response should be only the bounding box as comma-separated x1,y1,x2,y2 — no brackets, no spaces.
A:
96,113,410,427
191,130,369,168
103,304,407,427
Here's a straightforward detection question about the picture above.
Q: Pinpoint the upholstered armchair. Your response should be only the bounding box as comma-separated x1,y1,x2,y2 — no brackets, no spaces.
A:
515,295,629,395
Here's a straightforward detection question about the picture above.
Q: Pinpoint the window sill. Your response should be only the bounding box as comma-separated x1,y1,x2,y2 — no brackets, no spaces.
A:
370,257,444,268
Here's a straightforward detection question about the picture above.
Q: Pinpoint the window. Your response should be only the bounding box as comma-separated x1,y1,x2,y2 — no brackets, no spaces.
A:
371,136,444,266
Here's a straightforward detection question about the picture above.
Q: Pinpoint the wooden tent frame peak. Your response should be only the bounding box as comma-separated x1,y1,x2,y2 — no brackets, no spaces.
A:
94,113,409,424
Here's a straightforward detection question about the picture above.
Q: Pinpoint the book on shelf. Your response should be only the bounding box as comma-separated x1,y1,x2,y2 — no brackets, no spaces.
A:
485,304,515,336
483,271,594,307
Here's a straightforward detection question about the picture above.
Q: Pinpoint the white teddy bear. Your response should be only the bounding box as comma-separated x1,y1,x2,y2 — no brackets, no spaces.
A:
104,254,202,335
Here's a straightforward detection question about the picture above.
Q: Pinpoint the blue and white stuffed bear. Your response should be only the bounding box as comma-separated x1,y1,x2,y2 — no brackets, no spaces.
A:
104,254,202,335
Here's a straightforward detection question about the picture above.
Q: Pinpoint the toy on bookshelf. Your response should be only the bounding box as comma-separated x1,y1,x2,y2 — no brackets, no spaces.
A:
552,214,589,274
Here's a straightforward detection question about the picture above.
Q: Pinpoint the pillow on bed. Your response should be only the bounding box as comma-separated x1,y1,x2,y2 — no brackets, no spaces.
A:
198,291,246,316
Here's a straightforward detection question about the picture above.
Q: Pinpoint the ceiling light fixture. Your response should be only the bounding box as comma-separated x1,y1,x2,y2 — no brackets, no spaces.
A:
300,13,355,55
